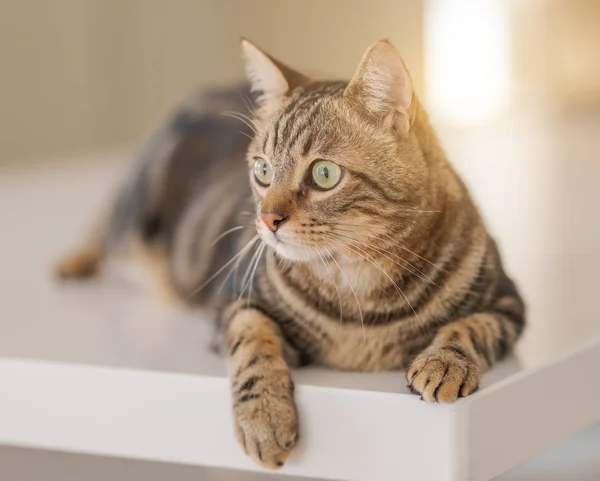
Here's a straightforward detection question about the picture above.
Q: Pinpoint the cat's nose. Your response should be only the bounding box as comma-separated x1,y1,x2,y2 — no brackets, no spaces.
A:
261,210,289,232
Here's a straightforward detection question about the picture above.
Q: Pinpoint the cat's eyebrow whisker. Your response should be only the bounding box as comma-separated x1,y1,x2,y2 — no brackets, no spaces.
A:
329,230,438,286
327,236,428,339
221,111,258,135
237,92,258,122
323,241,365,342
237,130,254,141
187,235,259,298
232,110,258,126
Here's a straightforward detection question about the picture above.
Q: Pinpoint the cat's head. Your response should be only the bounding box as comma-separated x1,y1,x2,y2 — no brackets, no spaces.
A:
241,39,432,263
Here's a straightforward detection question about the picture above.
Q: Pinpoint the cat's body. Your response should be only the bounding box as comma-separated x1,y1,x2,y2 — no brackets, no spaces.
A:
57,40,525,469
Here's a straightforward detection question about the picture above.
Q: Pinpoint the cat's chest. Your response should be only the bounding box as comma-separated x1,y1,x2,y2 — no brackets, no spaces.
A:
271,293,416,371
260,257,424,371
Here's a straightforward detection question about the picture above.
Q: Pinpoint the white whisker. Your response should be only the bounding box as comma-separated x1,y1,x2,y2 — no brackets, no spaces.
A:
245,243,266,307
313,246,344,328
330,230,437,286
210,225,246,247
323,242,365,342
327,236,427,339
329,223,447,273
222,111,257,135
237,91,257,121
186,235,259,298
238,241,264,303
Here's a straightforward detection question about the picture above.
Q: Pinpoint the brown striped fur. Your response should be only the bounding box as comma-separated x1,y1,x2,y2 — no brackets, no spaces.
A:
56,40,525,469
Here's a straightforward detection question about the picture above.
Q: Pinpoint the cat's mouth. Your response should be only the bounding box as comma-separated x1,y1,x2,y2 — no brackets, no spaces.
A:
258,225,323,263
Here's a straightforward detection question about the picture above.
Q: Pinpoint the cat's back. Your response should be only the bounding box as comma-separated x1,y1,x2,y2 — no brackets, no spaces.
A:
139,85,256,303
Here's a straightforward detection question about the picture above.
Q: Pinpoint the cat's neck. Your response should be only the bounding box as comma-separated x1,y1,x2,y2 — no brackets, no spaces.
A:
276,239,440,300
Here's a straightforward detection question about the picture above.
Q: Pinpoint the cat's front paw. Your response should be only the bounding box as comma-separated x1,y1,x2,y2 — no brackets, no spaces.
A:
233,376,298,469
407,345,480,403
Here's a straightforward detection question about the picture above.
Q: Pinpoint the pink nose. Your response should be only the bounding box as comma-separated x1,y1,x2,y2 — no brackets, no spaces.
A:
261,211,289,232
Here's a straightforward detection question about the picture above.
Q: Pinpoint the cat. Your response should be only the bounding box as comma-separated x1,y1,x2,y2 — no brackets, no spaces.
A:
56,39,525,469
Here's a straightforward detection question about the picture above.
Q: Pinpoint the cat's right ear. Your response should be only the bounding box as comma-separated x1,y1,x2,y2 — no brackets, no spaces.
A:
345,40,415,134
241,39,309,118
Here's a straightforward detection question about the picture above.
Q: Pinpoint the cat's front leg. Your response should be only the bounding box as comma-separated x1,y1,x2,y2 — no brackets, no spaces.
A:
406,303,524,402
225,307,298,469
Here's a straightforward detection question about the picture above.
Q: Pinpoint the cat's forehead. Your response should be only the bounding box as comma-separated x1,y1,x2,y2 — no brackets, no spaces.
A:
284,81,347,116
259,81,348,160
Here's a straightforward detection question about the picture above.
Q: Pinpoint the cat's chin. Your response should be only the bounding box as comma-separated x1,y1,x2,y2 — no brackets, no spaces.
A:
270,240,318,263
259,233,320,263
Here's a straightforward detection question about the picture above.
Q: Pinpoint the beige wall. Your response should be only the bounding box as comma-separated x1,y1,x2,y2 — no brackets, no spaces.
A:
230,0,423,92
511,0,600,112
0,1,241,164
0,0,423,165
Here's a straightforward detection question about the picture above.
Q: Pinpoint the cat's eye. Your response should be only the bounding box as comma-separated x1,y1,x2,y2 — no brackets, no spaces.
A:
253,158,272,186
311,160,342,190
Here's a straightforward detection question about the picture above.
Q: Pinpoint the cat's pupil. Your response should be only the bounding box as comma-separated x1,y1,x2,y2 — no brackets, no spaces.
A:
262,163,267,175
323,167,329,178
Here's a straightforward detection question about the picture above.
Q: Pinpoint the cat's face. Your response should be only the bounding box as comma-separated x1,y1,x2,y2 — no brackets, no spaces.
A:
242,40,428,263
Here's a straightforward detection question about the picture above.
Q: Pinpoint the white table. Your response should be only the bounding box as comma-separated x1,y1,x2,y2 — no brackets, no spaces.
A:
1,114,600,481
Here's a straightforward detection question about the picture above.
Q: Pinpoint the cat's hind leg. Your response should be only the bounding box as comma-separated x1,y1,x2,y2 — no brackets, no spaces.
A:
55,215,107,280
55,169,154,281
55,143,164,281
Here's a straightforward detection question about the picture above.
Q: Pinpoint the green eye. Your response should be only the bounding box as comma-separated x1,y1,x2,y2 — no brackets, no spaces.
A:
311,160,342,190
253,158,272,186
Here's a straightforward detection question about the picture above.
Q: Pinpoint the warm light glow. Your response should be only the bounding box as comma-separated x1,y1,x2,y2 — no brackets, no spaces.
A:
425,0,511,126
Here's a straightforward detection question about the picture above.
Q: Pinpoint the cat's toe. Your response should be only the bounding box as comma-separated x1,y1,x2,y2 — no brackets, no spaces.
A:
407,347,480,403
234,396,298,469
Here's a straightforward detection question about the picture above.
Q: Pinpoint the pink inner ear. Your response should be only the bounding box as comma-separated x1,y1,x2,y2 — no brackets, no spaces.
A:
378,48,412,112
349,42,413,118
392,68,412,111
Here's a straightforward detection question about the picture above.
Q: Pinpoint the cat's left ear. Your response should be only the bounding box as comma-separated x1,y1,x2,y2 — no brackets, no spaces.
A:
345,40,414,134
241,38,309,118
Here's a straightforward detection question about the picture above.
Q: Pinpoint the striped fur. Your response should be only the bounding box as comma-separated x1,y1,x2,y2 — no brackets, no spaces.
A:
56,40,525,469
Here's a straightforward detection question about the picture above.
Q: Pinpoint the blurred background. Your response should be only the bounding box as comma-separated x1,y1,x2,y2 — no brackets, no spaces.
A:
1,0,599,165
1,1,600,479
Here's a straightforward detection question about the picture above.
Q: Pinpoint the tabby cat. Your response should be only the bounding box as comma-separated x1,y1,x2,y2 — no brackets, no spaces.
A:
56,39,525,469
